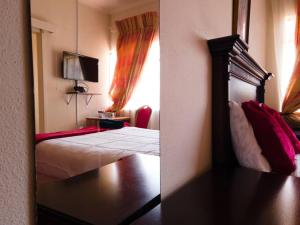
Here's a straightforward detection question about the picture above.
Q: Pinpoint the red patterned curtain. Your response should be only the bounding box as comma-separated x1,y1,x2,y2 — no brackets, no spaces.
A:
107,12,158,112
282,1,300,116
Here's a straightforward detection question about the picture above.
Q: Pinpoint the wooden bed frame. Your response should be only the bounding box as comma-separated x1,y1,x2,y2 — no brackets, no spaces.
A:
208,34,273,168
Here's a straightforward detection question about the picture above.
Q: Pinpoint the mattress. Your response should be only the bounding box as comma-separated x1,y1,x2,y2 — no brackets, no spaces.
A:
36,127,159,182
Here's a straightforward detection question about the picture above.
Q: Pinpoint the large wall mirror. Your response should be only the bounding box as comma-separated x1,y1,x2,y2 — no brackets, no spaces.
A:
30,0,160,224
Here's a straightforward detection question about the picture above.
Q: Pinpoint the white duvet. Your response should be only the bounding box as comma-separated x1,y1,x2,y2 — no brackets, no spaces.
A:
36,127,159,182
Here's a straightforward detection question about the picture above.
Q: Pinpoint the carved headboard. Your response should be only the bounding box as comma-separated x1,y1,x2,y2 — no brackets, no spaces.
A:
208,35,273,168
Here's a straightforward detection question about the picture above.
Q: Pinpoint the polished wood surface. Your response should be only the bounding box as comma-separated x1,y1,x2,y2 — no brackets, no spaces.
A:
131,205,161,225
132,167,300,225
37,154,160,225
207,35,273,168
86,116,130,126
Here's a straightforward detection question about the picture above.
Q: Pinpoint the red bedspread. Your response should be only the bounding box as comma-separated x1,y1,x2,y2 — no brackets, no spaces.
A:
35,122,130,144
35,126,107,144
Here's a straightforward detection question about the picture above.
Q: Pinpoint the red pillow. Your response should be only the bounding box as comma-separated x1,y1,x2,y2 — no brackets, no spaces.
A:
242,101,295,174
261,104,300,154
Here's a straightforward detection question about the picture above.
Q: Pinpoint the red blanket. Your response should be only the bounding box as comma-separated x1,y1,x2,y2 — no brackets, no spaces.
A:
35,126,107,144
35,122,130,144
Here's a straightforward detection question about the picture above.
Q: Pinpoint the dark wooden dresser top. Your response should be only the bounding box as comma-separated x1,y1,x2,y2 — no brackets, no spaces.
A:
132,167,300,225
37,154,160,225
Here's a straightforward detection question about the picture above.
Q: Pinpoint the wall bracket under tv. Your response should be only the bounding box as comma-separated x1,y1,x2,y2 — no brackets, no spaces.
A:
65,91,102,106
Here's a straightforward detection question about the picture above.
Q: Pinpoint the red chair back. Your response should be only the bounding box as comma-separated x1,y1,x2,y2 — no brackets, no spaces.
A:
135,106,152,128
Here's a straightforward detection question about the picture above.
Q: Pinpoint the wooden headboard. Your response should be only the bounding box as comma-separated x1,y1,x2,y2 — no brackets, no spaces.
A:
208,35,273,168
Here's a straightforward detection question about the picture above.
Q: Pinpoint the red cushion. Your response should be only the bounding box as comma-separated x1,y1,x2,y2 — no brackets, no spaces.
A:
261,104,300,154
242,101,295,174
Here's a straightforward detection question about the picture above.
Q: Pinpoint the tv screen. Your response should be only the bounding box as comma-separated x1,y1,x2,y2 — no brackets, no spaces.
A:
62,51,99,82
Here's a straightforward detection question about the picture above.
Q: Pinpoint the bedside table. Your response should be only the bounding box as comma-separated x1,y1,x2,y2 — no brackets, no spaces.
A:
86,116,130,126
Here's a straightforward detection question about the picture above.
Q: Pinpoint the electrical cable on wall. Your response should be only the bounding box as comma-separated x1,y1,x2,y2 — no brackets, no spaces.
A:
75,0,79,128
76,0,79,54
78,81,89,92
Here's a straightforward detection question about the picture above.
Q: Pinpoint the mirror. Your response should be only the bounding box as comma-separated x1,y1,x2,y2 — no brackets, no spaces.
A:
31,0,160,224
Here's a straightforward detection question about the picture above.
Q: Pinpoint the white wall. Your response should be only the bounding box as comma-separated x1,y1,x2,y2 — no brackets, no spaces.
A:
31,0,110,132
0,0,34,224
160,0,232,197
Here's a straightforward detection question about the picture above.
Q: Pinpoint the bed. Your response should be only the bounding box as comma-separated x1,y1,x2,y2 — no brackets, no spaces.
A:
36,127,159,183
208,34,300,177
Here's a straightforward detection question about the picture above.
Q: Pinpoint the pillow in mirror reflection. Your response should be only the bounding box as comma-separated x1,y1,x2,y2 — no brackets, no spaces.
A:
98,111,116,118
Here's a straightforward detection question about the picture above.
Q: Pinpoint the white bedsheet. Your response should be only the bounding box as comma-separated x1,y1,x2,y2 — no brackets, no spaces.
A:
36,127,159,182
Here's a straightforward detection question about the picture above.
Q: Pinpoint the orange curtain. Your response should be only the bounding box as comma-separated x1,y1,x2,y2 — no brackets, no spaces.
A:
282,1,300,115
107,12,158,112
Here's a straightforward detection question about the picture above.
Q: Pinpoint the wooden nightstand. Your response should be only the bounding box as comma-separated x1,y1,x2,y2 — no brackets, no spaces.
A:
132,167,300,225
86,116,130,126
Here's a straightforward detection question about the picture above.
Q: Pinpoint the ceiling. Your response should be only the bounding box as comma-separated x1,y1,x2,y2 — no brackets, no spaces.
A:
79,0,155,14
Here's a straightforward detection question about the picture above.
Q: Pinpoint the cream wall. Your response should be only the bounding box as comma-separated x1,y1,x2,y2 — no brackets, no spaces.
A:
160,0,232,197
31,0,110,132
248,0,267,67
0,0,34,224
265,0,281,111
248,0,279,110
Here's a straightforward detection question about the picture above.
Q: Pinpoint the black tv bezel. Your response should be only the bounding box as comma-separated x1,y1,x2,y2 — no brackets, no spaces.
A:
62,51,99,83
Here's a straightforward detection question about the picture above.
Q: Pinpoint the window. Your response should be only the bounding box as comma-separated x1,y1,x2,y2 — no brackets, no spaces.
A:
124,37,160,111
108,37,160,111
280,15,296,98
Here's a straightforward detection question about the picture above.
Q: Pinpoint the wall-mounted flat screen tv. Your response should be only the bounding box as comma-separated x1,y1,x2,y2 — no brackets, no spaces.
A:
62,51,99,82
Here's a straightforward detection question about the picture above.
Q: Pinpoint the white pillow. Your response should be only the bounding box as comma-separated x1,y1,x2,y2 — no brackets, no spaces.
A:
229,100,271,172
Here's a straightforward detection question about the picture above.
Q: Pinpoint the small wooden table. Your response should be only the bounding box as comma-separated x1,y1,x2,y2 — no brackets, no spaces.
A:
132,167,300,225
37,154,160,225
86,116,130,126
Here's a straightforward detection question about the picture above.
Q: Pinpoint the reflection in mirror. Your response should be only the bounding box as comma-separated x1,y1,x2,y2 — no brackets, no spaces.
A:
31,0,160,224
